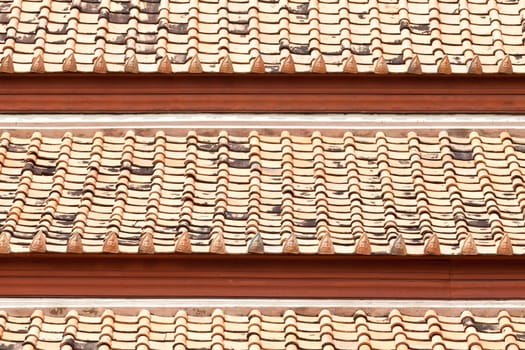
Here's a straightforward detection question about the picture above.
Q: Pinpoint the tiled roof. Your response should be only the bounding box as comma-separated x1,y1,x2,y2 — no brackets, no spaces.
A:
2,128,525,255
0,307,524,349
0,0,524,74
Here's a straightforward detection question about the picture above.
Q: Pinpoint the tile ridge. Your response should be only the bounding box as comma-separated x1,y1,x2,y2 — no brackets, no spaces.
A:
280,131,299,254
93,0,111,73
104,131,137,253
4,133,43,252
425,311,446,350
209,131,229,254
0,0,22,73
0,133,10,254
155,0,171,73
124,0,140,73
339,0,352,73
23,310,44,350
98,310,115,350
136,310,151,350
312,131,334,254
31,0,52,73
487,0,508,73
308,0,323,73
408,132,435,252
389,310,409,350
469,131,505,254
186,0,200,73
218,0,232,73
319,309,334,348
60,310,80,348
174,310,188,348
211,309,225,349
376,132,401,253
247,310,262,349
34,132,73,253
439,131,470,255
175,131,198,253
344,132,367,254
284,310,298,348
139,131,167,254
398,0,417,74
63,0,81,72
246,131,263,253
355,310,372,350
500,132,524,255
278,1,293,74
369,0,385,74
459,0,476,73
69,132,105,253
429,0,444,74
247,0,262,73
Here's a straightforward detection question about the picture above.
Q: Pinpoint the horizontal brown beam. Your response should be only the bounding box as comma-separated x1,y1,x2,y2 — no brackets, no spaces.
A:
1,74,525,113
1,254,525,298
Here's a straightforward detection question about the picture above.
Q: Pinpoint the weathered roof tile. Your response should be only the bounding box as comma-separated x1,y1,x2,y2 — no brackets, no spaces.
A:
0,307,524,349
1,129,525,255
2,0,525,74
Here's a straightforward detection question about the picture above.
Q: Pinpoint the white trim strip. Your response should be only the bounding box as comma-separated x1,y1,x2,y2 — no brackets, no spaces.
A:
0,298,524,309
2,114,525,129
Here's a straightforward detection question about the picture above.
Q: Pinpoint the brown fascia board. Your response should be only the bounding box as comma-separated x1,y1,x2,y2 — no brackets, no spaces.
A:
2,73,524,299
1,254,525,299
1,73,525,113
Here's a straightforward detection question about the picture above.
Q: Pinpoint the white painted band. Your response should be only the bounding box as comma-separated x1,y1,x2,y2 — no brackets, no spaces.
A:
0,113,525,129
0,298,523,309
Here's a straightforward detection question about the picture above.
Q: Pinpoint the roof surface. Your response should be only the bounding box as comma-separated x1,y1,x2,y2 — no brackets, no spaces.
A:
0,128,524,255
0,0,524,74
0,307,524,349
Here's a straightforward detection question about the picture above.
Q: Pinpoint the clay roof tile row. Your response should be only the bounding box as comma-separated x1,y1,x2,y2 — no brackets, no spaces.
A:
0,307,525,349
1,129,525,255
1,0,525,74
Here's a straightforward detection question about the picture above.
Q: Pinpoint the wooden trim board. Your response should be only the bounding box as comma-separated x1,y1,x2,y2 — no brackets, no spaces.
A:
1,254,524,299
1,74,525,113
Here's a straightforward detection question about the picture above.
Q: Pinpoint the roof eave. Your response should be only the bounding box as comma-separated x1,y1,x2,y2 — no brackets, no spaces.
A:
2,253,525,298
1,73,525,113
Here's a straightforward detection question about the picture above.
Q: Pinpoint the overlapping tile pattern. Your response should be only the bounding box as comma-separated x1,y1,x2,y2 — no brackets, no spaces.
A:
0,308,524,349
3,129,525,255
0,0,524,74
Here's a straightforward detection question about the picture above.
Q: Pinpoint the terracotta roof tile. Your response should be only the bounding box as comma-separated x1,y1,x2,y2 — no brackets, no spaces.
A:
0,307,524,349
2,129,525,255
1,0,525,74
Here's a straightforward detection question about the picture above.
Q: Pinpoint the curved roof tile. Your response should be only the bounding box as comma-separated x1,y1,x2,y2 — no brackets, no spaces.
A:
0,307,524,349
0,0,524,74
0,128,524,255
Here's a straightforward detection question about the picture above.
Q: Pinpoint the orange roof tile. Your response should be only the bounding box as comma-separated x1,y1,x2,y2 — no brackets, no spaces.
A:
0,0,524,74
1,128,525,255
0,307,524,349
